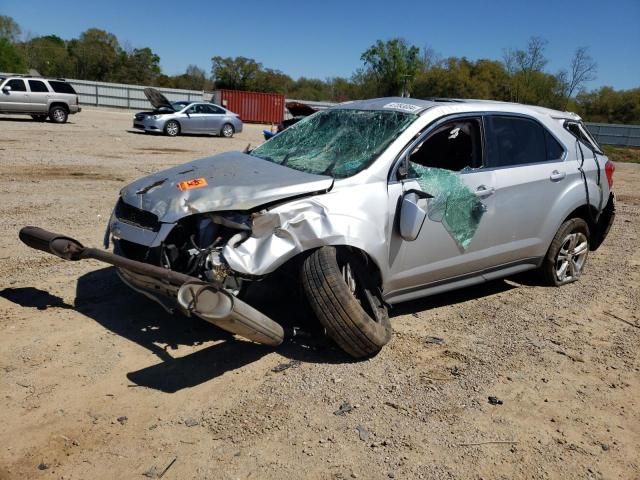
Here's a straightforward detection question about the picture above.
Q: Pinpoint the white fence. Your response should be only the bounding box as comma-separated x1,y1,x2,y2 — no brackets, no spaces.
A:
67,78,206,109
585,122,640,148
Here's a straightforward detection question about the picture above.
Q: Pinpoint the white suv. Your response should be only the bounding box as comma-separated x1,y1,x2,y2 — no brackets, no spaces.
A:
0,75,81,123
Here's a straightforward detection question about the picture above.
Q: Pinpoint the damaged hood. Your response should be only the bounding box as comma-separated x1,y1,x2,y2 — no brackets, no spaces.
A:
143,87,174,111
120,151,334,223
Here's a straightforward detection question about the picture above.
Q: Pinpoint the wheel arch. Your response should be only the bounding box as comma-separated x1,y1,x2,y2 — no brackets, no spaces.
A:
49,102,69,113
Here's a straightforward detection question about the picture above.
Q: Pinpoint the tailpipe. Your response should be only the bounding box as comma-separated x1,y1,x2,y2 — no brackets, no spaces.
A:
19,226,284,347
177,282,283,346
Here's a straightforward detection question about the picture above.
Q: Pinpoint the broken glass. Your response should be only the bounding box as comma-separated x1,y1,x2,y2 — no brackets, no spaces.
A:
251,109,416,178
409,163,485,249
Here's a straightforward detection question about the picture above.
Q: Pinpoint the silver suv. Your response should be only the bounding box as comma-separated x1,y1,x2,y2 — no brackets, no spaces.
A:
20,97,615,359
0,75,81,123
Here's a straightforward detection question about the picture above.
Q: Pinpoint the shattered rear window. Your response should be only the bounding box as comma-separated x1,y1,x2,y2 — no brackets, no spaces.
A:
251,109,416,178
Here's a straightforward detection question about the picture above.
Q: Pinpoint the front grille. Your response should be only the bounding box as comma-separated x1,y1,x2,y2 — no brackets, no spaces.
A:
115,199,160,231
135,113,146,121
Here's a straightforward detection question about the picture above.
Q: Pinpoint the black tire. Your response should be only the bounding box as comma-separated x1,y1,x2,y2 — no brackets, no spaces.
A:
164,120,180,137
541,218,590,286
49,106,68,123
220,123,234,138
31,114,47,122
302,246,391,358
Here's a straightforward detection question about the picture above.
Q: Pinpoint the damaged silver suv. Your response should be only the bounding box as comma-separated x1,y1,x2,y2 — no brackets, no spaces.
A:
20,98,615,358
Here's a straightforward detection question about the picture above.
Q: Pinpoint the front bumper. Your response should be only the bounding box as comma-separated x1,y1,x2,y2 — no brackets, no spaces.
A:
133,116,165,132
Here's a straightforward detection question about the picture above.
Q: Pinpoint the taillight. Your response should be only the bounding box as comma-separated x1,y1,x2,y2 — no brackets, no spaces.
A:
605,160,615,189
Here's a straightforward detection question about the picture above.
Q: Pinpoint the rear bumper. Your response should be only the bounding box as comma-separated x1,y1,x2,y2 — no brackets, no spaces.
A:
591,193,615,250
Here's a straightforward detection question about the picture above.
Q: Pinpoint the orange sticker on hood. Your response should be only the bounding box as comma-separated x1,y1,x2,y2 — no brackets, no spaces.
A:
177,178,208,191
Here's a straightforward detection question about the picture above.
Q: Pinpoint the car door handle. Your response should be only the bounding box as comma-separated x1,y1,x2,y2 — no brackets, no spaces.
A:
474,185,495,198
550,170,566,181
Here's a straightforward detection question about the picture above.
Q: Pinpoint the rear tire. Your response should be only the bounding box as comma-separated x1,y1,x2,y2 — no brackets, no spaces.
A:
221,123,234,138
49,106,68,123
164,120,180,137
302,246,391,358
541,218,590,286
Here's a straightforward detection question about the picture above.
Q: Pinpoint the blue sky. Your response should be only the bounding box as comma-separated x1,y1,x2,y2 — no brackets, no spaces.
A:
3,0,639,90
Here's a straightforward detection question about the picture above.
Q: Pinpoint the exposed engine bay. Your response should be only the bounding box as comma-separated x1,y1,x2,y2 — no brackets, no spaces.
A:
114,210,253,294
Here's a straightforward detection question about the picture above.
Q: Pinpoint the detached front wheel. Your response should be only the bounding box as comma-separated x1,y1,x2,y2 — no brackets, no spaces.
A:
302,246,391,358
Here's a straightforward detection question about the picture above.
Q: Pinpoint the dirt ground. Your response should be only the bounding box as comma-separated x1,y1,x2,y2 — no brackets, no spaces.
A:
0,108,638,480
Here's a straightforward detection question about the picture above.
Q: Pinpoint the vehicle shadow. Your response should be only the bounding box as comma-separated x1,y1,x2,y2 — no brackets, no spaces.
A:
126,129,221,138
71,267,344,392
0,117,43,123
0,287,75,310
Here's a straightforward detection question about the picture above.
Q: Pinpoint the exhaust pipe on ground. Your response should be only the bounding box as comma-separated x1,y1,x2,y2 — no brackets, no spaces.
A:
18,226,284,346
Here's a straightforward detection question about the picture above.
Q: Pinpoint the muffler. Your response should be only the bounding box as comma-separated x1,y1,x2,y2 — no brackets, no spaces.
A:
18,226,284,346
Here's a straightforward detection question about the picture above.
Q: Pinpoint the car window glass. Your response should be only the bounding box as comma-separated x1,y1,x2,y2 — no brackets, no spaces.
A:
545,130,564,160
486,116,546,167
564,121,602,153
48,81,76,94
28,80,49,92
186,106,198,114
6,79,26,91
408,119,483,172
209,105,225,114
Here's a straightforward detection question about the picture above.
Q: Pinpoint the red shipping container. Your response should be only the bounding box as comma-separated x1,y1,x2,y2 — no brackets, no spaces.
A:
212,89,284,124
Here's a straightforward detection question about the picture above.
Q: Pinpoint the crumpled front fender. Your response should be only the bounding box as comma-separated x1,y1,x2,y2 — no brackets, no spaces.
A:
222,186,389,278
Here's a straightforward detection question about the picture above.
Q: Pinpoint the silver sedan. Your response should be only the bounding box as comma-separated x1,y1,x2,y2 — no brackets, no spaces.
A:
133,88,243,138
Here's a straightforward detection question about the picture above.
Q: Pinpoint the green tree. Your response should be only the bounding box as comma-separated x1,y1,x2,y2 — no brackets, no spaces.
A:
21,35,72,77
0,15,21,43
253,68,293,93
168,65,212,90
113,47,161,85
0,38,26,72
211,56,262,90
360,38,422,96
69,28,121,80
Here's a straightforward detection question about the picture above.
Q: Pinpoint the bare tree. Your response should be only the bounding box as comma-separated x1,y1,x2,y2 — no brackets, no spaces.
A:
558,46,597,108
503,36,549,102
421,44,442,70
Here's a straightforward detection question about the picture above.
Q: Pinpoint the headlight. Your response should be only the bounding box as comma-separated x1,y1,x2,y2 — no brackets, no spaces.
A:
151,115,162,120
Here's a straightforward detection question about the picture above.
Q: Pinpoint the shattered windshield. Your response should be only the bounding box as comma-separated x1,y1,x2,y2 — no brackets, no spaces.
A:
251,109,416,178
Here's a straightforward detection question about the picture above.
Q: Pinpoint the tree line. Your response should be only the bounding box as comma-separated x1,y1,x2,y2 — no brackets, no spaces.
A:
1,15,638,124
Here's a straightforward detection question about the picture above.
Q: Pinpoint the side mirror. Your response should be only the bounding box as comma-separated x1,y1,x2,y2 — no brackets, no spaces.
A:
2,85,11,93
399,189,432,241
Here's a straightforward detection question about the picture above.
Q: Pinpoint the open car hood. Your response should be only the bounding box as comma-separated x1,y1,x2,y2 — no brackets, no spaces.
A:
286,101,317,117
120,151,334,223
143,87,174,111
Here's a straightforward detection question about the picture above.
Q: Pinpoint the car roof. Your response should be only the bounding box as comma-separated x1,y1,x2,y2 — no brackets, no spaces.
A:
331,96,581,121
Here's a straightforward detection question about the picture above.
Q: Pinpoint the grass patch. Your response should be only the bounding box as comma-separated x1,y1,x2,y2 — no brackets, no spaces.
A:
602,145,640,164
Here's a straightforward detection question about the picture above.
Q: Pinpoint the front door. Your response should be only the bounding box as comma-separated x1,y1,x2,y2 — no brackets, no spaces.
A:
384,117,499,301
0,79,30,112
181,104,207,133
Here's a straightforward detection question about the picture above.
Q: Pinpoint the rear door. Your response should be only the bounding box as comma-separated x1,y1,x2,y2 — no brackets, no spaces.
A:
483,114,569,266
27,79,51,112
202,104,226,133
0,79,30,112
